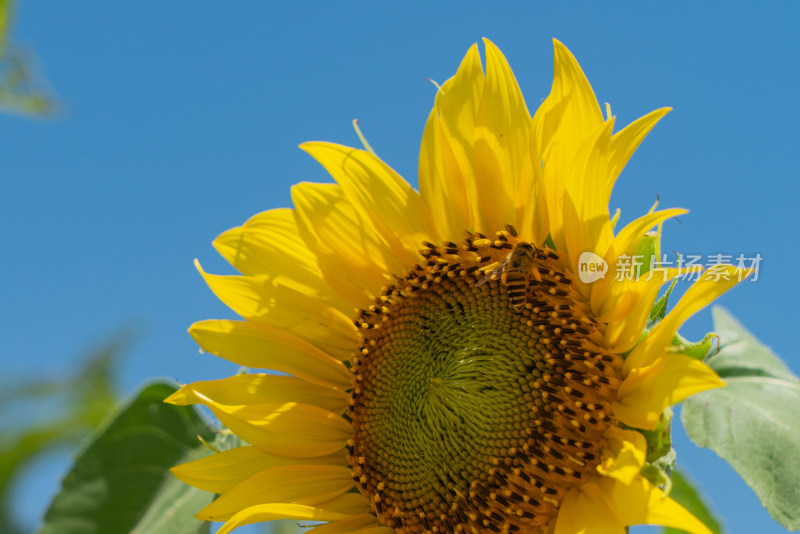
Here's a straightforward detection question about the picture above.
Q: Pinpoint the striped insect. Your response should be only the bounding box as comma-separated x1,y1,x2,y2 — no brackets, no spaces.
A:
476,242,540,312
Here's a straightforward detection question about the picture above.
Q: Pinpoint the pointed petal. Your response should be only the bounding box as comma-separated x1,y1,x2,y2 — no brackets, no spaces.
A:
171,446,346,494
196,465,354,521
600,476,713,534
596,427,647,484
318,493,375,515
518,130,550,245
215,503,363,534
301,142,433,266
550,39,604,135
166,387,352,458
534,39,604,253
189,319,351,388
473,38,531,232
615,354,724,429
170,373,347,413
625,265,751,372
602,277,669,354
307,515,391,534
536,39,605,168
292,181,403,309
555,483,625,534
606,108,671,203
196,260,359,361
562,119,615,284
212,209,344,307
591,209,686,353
590,207,687,317
418,109,451,241
213,209,314,276
212,210,350,315
419,44,483,239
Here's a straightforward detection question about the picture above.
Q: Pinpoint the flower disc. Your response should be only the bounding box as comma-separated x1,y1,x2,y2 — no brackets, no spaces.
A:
349,230,622,533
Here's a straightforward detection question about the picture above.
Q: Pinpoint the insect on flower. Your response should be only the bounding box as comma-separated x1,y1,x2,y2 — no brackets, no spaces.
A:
476,226,543,313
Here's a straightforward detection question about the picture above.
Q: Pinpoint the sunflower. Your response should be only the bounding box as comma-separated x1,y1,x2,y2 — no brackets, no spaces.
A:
167,39,748,534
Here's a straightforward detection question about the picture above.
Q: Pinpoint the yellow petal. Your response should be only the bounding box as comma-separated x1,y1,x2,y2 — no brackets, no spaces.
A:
171,446,346,494
625,265,751,373
190,319,351,388
419,44,483,239
166,387,352,458
602,277,668,354
591,209,686,353
292,181,402,308
418,110,452,241
212,209,353,311
550,39,604,130
518,131,550,245
306,515,388,534
600,476,713,534
215,502,363,534
534,39,604,253
196,465,354,521
432,43,484,235
473,38,531,233
596,288,639,325
170,373,347,414
536,39,604,163
614,354,725,429
214,208,314,285
555,483,625,534
319,493,375,515
301,142,433,266
605,108,671,204
213,209,311,275
596,427,647,484
562,119,615,282
590,207,687,317
196,260,359,361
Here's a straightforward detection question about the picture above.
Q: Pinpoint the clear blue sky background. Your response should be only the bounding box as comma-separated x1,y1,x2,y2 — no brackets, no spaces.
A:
2,2,798,533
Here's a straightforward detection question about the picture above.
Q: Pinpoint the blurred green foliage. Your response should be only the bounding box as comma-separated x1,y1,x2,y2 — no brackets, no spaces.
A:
0,0,56,116
0,331,128,534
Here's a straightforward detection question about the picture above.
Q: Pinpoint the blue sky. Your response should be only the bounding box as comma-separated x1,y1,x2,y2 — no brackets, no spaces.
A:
3,2,799,533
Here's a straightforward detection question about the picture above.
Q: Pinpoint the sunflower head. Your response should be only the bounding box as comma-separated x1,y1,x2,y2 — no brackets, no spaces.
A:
166,38,748,534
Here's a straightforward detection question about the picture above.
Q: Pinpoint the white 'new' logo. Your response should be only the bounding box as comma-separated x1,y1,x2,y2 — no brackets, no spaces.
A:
578,252,608,283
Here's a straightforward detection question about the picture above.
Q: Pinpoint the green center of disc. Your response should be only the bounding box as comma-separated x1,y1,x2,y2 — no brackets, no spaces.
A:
375,276,535,485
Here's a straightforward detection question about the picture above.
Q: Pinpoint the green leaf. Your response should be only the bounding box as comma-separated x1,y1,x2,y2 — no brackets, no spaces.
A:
704,307,795,380
39,381,216,534
131,443,212,534
663,468,724,534
682,307,800,531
